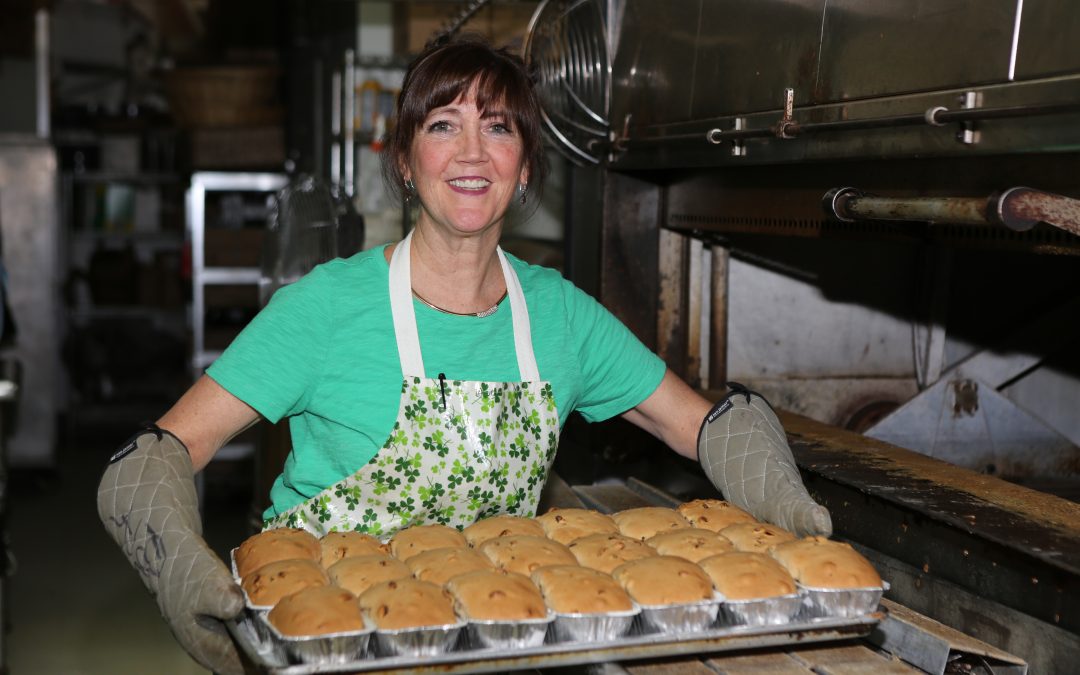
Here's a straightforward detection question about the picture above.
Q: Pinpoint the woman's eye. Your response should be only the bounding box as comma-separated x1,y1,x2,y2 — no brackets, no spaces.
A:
427,120,452,133
489,122,513,134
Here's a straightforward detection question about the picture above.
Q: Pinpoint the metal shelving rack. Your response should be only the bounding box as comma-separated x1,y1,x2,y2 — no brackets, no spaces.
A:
187,171,288,375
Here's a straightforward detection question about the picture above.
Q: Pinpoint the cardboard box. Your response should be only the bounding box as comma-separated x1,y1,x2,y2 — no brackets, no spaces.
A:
188,125,285,170
204,228,265,268
398,2,539,55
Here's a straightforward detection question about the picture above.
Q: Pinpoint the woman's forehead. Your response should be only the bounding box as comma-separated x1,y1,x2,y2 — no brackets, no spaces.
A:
424,79,509,115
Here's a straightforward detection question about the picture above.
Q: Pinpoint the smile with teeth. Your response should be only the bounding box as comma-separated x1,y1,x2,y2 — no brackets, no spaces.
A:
448,178,491,190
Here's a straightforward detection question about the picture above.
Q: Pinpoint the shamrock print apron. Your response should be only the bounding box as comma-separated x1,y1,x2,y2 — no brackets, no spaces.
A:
267,230,561,538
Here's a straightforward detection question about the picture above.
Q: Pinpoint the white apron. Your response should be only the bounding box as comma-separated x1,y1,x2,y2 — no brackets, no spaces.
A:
266,231,561,537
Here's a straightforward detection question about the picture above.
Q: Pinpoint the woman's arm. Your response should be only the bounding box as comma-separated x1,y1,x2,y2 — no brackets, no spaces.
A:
156,374,262,472
621,369,712,460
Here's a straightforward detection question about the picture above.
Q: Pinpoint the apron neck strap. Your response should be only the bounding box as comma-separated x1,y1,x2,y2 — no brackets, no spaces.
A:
389,230,540,381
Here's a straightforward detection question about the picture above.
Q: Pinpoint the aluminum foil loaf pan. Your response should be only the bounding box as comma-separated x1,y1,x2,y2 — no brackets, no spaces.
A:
637,594,723,635
262,613,374,666
230,547,241,582
551,605,640,643
240,590,277,647
716,593,802,627
465,610,555,650
798,581,888,619
370,617,466,658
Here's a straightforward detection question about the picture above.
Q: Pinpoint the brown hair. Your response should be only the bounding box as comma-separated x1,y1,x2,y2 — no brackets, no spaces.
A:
382,34,547,207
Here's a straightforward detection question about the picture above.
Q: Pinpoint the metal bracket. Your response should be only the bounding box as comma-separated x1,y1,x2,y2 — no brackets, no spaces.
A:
957,90,981,145
776,87,796,139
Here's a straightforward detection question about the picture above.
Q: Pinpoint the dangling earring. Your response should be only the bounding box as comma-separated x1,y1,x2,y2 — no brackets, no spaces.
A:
518,183,527,205
404,178,416,193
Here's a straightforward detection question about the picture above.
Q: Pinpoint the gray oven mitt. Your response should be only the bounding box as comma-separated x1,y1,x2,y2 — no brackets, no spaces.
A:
97,425,245,675
697,383,832,537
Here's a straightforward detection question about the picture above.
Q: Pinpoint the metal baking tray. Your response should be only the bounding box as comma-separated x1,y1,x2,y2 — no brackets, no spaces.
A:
228,610,882,674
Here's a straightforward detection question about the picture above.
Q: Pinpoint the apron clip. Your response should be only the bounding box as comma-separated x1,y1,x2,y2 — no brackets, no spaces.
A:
438,373,447,411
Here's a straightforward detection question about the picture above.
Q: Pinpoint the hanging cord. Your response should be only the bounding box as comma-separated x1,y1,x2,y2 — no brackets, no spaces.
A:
427,0,492,48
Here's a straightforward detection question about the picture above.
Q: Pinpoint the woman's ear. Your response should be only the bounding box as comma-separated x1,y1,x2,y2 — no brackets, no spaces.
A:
518,165,529,187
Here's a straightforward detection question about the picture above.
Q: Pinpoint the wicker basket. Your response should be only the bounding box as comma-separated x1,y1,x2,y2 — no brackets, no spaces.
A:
165,66,283,128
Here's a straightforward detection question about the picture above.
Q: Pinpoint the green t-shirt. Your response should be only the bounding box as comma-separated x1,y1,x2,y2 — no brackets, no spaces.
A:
207,245,666,519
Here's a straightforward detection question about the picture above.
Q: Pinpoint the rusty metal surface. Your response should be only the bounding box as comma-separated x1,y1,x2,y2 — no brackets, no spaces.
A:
780,411,1080,635
600,171,662,349
662,155,1080,255
998,187,1080,236
708,247,729,389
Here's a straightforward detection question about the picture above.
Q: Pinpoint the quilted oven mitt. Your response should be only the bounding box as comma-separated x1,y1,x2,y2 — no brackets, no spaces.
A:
97,425,245,675
697,383,833,537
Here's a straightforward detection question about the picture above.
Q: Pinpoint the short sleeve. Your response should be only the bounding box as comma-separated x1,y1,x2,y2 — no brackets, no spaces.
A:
206,266,335,423
565,283,666,422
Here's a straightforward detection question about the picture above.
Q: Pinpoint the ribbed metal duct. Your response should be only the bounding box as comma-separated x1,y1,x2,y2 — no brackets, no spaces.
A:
524,0,611,165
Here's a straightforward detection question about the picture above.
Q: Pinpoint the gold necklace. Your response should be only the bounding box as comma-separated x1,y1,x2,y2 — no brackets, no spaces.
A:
412,289,507,318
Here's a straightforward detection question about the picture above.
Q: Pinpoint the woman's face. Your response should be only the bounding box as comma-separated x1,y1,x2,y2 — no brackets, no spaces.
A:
405,87,527,238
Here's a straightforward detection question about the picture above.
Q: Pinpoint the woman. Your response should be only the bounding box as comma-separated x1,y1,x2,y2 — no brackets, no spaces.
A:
98,36,829,675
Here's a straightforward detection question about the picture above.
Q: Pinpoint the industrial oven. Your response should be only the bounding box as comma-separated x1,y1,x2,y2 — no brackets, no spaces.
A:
521,0,1080,673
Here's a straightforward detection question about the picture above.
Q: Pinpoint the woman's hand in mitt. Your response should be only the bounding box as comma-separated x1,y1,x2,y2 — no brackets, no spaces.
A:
697,384,832,537
96,426,245,675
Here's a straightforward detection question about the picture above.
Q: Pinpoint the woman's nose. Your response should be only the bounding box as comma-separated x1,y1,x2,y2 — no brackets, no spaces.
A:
456,127,487,162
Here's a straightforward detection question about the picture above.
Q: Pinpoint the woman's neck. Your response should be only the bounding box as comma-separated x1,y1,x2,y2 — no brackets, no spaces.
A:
401,224,506,315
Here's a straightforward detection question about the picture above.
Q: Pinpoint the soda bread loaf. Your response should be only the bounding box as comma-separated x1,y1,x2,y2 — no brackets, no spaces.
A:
388,524,467,560
327,554,411,597
698,551,797,600
359,578,458,630
445,569,548,621
240,558,329,607
720,523,796,553
646,528,734,562
318,531,387,568
536,508,619,545
405,546,494,585
234,527,320,578
463,515,545,547
478,535,578,576
568,533,658,574
611,556,714,605
267,585,366,636
676,499,758,532
769,536,883,589
612,507,690,541
530,565,633,614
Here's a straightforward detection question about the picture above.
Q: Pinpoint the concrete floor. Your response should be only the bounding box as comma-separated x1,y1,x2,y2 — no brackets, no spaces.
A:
6,421,252,674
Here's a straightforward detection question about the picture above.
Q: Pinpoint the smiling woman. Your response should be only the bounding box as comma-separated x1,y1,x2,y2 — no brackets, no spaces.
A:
97,33,829,675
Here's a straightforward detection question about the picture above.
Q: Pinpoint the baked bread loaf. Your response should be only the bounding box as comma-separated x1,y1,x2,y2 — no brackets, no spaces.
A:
677,499,757,532
536,508,619,545
389,524,467,560
478,535,578,576
646,528,734,562
267,585,366,637
568,533,658,574
319,531,387,568
327,554,411,597
612,507,690,541
698,552,797,600
770,536,883,589
612,556,715,605
463,515,545,547
530,565,633,614
241,558,329,607
445,569,547,621
720,523,796,553
358,578,458,630
234,527,320,578
406,546,494,585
